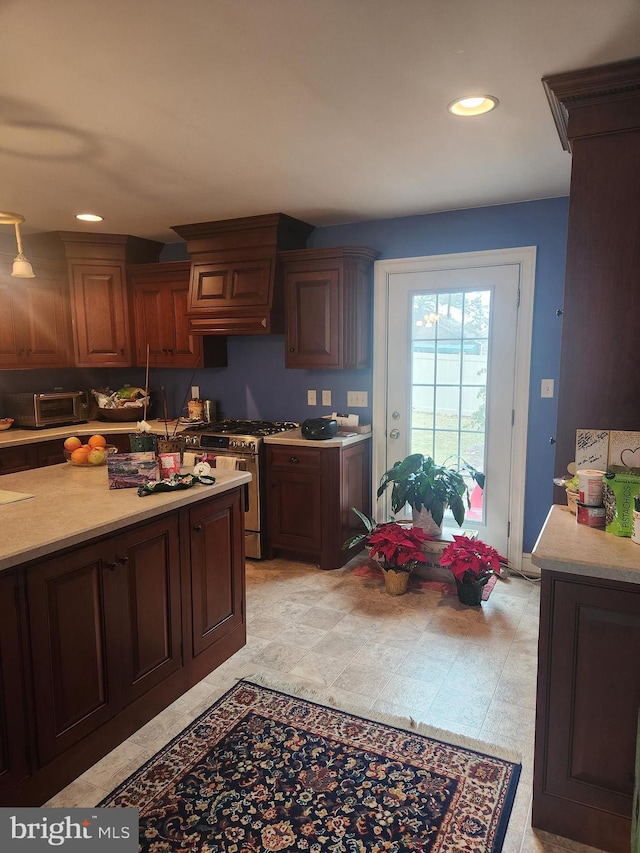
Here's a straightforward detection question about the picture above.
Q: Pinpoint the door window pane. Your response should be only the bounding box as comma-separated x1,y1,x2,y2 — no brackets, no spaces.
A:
411,288,491,524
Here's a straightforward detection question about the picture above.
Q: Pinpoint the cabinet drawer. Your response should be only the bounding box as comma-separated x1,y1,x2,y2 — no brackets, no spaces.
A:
268,446,322,471
0,445,36,475
36,440,66,468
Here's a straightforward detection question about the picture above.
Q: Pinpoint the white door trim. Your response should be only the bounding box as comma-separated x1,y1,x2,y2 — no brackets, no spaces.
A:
372,246,536,570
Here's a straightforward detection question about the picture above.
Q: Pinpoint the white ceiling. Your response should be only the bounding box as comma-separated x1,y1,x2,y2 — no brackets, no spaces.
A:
2,0,640,244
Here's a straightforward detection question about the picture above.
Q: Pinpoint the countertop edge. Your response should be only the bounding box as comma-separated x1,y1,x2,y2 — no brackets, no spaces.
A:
531,504,640,584
0,465,251,572
263,428,371,447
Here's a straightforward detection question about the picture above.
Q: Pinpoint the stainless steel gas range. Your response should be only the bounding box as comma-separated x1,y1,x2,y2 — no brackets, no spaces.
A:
182,419,298,559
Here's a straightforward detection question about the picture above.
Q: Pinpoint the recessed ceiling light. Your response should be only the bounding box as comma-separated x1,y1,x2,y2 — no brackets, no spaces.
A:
447,95,499,117
75,213,104,222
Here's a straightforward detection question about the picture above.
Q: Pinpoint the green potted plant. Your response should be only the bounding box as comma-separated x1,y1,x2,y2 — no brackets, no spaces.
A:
344,509,433,595
438,534,506,605
376,453,484,536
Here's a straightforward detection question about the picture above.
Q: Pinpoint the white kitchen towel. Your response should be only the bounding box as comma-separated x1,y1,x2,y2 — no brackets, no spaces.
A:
214,456,243,470
0,490,34,505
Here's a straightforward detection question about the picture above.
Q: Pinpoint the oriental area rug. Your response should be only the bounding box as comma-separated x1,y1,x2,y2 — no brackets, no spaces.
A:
100,679,520,852
351,561,498,601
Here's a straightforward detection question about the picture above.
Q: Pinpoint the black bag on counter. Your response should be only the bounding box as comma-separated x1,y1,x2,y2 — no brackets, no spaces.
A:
301,418,338,440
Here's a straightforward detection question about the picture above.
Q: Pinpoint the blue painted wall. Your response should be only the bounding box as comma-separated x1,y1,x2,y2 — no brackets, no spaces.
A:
1,197,568,552
308,198,570,553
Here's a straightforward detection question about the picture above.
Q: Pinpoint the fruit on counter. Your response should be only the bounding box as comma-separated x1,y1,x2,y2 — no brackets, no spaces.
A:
88,447,107,465
63,435,112,465
70,446,91,465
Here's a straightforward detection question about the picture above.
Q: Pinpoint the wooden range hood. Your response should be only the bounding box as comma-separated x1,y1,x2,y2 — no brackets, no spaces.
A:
172,213,314,335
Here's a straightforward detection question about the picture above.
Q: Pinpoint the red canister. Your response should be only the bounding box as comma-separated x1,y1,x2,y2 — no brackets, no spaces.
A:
576,501,606,528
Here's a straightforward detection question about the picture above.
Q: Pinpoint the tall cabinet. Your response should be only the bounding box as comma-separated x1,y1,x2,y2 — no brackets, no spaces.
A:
535,57,640,851
543,58,640,480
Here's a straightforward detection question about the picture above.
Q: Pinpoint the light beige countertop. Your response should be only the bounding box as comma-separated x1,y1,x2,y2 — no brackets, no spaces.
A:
0,419,186,448
0,462,250,572
532,504,640,584
263,427,371,448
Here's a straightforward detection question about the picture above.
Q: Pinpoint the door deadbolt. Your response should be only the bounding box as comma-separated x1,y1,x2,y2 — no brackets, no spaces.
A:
392,411,400,420
389,429,400,439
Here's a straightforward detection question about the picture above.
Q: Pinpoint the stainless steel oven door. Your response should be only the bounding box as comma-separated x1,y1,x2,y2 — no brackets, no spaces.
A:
212,451,261,558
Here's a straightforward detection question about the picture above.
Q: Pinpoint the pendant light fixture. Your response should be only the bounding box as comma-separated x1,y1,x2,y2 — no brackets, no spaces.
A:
0,211,35,278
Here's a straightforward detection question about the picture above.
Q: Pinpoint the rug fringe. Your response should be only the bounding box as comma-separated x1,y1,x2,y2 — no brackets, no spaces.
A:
241,673,522,766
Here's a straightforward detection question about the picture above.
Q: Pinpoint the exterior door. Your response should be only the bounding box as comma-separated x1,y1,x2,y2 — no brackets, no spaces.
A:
374,249,535,565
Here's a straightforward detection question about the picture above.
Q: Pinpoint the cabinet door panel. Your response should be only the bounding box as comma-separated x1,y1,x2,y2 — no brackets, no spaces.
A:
0,573,30,796
20,277,70,366
0,282,23,366
27,544,120,763
190,260,272,309
286,270,339,368
71,264,131,366
190,492,245,658
269,470,322,550
131,263,203,368
545,578,640,812
118,517,182,702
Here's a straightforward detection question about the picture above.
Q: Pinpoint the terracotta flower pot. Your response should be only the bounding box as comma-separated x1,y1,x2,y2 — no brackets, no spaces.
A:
382,567,410,596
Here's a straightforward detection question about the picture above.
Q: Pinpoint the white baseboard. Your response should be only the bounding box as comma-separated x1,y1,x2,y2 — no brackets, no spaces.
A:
510,552,540,579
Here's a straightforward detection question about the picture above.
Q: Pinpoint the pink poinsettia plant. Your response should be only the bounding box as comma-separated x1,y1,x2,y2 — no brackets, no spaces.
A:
439,535,507,585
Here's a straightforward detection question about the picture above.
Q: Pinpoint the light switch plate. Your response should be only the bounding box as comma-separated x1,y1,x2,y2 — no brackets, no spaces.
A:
307,390,317,406
322,390,332,406
347,391,368,407
541,379,554,398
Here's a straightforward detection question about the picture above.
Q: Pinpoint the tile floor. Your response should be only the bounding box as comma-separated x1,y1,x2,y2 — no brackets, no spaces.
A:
47,555,606,853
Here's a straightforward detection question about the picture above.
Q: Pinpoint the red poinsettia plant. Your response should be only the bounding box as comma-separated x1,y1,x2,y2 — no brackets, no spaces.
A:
439,535,507,585
367,522,433,572
344,509,433,573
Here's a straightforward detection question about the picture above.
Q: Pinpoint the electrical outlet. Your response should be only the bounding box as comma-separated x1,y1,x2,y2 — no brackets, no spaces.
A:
541,379,554,399
322,389,331,406
191,385,200,399
307,390,317,406
347,391,368,407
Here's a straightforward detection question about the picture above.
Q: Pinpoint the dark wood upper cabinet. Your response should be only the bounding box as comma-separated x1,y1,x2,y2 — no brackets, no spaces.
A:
280,246,378,369
0,256,71,369
542,58,640,481
172,213,313,336
129,260,204,368
26,231,163,368
129,260,228,368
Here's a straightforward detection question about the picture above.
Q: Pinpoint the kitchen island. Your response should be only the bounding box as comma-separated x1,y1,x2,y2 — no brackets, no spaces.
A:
0,461,250,806
531,505,640,853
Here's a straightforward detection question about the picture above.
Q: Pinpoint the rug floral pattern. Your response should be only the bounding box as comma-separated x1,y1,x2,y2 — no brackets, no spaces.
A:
100,681,520,852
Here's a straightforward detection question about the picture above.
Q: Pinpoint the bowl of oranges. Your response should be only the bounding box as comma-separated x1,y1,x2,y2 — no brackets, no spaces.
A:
63,434,117,466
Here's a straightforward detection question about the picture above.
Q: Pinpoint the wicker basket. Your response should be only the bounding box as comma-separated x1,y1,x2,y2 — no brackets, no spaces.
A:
566,489,579,515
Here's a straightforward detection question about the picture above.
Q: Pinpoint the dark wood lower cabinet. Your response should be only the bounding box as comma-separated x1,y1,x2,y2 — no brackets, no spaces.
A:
534,571,640,853
186,488,246,683
0,573,30,798
0,488,246,806
266,438,371,569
